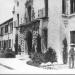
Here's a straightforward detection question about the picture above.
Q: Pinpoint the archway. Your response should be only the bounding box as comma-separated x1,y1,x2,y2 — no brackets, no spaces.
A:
26,31,32,54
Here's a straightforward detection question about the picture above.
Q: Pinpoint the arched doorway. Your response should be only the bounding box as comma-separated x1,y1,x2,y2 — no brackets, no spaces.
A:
26,31,32,55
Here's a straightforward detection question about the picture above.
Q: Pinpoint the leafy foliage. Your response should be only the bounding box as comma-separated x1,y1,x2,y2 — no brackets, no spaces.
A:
44,47,57,63
4,48,15,58
30,47,57,64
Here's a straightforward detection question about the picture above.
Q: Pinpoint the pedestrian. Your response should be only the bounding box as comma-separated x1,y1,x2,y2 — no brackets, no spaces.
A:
69,46,75,69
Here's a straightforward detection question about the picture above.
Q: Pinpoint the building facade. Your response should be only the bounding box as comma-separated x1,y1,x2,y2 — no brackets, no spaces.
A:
13,0,48,56
12,0,75,64
0,18,14,51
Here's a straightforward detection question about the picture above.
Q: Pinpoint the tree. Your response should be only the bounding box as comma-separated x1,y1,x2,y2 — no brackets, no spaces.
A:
44,47,57,63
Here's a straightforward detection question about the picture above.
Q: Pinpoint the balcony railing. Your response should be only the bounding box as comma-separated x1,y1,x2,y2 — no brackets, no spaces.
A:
38,8,46,18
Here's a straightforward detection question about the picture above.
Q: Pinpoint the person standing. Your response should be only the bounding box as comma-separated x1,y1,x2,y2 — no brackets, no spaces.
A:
69,46,75,69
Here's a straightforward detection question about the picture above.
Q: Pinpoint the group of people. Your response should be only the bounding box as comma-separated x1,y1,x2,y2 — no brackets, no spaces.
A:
69,46,75,69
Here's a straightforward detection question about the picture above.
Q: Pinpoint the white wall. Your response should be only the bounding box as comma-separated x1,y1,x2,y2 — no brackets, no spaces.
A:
13,0,27,25
48,0,66,64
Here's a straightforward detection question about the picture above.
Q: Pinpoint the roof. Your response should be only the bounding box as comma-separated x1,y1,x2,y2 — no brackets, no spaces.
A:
0,18,13,26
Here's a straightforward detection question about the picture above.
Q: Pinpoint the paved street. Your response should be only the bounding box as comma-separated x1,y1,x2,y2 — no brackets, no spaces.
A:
0,57,75,74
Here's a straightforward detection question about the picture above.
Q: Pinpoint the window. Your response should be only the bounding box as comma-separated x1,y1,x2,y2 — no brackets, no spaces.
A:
4,40,6,50
70,31,75,44
28,6,31,21
45,0,48,17
5,25,8,33
0,41,1,49
1,27,3,35
17,1,19,6
14,21,16,27
2,41,4,48
10,22,13,33
62,0,66,14
9,39,11,48
70,0,75,14
17,14,19,26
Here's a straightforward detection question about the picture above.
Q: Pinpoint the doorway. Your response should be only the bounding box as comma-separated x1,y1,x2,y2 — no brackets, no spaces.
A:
26,31,32,54
37,34,41,53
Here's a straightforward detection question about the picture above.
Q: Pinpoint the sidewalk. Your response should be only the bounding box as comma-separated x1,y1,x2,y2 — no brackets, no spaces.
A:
0,58,75,74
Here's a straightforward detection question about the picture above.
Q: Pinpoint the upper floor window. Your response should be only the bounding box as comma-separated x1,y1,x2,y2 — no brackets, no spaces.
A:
25,0,33,22
17,1,19,7
17,14,19,26
28,6,31,21
62,0,66,14
45,0,48,17
70,0,75,14
10,22,13,33
5,25,8,33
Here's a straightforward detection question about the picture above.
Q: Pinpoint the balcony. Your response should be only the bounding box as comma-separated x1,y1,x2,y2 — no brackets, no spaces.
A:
38,8,46,19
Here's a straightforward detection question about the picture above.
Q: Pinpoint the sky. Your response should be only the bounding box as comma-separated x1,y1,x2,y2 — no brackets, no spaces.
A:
0,0,14,24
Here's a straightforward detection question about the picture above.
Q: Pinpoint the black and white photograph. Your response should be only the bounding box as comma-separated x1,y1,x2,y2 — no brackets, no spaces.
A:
0,0,75,74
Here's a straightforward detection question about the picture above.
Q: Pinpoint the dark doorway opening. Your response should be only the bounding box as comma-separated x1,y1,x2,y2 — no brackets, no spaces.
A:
26,31,32,54
15,34,18,55
37,34,41,53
